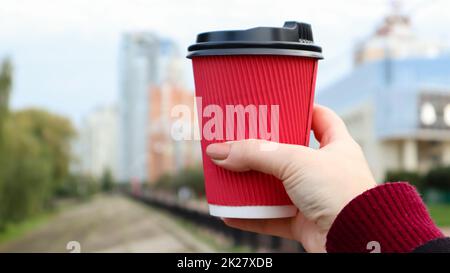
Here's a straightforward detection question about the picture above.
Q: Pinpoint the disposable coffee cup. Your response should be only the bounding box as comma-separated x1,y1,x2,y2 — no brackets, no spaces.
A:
187,21,323,218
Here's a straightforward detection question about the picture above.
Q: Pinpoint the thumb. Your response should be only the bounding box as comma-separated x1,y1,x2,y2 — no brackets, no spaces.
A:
206,139,313,180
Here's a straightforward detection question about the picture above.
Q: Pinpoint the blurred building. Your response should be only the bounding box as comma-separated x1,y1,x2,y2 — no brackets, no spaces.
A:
147,84,201,183
354,13,444,66
76,105,119,179
317,11,450,182
118,33,181,183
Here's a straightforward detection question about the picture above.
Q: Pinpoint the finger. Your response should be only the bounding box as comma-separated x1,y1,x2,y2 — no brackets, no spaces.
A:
206,139,314,179
223,217,295,240
311,104,350,146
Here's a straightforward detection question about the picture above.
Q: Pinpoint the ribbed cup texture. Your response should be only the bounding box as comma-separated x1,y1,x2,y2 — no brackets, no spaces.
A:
192,55,318,206
326,182,444,253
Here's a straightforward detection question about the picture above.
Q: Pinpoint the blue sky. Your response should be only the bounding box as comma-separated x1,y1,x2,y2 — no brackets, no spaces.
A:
0,0,449,125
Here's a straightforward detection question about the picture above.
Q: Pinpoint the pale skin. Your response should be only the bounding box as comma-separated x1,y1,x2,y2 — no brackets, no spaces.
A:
206,104,377,252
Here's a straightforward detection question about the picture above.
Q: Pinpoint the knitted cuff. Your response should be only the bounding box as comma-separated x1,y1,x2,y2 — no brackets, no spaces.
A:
326,182,444,253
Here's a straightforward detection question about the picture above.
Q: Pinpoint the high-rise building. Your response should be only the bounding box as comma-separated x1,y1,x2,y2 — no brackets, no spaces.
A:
147,84,201,183
118,33,181,183
75,105,119,179
316,10,450,182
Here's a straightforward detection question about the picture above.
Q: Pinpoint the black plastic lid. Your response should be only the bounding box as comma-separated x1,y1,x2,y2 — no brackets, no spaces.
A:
187,21,323,59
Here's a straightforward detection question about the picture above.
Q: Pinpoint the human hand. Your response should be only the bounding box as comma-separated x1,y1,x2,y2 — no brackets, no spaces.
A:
205,104,377,252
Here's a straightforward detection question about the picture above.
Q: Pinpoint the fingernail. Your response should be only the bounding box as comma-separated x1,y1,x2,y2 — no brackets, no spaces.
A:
206,143,230,160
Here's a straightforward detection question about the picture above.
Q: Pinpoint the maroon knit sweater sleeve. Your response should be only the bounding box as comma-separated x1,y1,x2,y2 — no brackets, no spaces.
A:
325,182,445,253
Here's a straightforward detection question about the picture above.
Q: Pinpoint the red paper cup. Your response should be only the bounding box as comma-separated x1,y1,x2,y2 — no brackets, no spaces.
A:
188,22,322,218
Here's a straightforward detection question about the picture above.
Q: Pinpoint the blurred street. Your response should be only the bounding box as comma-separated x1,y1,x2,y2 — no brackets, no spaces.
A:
0,0,449,254
0,195,214,253
0,193,448,253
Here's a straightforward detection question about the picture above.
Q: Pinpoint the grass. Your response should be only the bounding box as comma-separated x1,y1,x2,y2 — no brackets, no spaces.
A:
428,203,450,227
0,197,82,246
0,212,53,245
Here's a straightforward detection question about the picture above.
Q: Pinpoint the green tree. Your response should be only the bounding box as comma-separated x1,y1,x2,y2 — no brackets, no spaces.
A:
424,166,450,192
0,119,53,224
54,174,99,199
0,57,77,229
101,168,114,192
385,170,424,192
0,109,75,228
153,167,205,197
0,58,13,228
0,58,12,129
12,109,76,193
154,173,174,191
173,167,205,197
